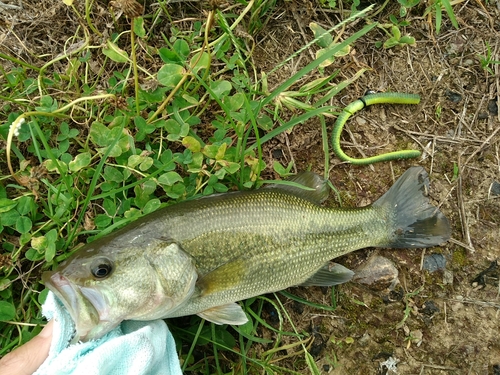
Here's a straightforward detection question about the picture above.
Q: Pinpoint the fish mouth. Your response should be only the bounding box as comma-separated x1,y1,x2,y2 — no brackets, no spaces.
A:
42,271,105,342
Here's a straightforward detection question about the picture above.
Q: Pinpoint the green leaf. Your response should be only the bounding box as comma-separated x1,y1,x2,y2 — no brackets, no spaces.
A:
95,214,112,229
139,157,153,171
157,64,184,88
182,136,201,152
174,39,190,61
158,171,183,186
124,208,142,220
189,52,210,74
16,196,34,215
435,5,442,34
210,80,232,98
257,114,274,131
103,166,124,182
213,183,228,193
187,152,203,173
215,143,227,160
442,0,458,29
163,119,185,141
309,22,333,48
1,209,20,226
383,37,400,49
102,40,129,63
0,198,17,213
164,183,185,199
134,116,155,141
224,92,245,111
19,233,31,246
142,199,161,214
203,144,218,159
305,351,321,375
26,248,43,261
159,40,190,64
398,0,420,6
36,96,58,112
45,228,57,242
212,326,236,348
0,301,16,321
43,159,69,174
38,288,49,305
142,179,157,195
399,35,415,45
273,161,289,176
69,152,91,172
45,242,56,262
391,25,402,39
15,216,32,234
133,17,146,37
128,154,143,168
222,161,240,174
89,122,110,146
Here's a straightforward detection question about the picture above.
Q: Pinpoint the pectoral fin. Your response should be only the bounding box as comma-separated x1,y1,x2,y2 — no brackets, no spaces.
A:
300,263,354,286
197,258,246,295
197,303,248,325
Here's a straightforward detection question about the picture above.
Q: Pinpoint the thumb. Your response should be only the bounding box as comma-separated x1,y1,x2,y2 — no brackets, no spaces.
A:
0,320,54,375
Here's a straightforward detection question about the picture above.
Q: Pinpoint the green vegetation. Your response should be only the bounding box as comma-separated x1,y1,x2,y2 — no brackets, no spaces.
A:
0,1,375,371
0,0,462,372
477,41,500,76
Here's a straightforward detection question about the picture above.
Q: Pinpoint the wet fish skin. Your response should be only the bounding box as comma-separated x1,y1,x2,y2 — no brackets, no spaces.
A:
42,167,450,342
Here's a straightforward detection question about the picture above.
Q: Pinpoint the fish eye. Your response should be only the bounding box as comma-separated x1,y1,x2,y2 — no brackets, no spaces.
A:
90,257,113,279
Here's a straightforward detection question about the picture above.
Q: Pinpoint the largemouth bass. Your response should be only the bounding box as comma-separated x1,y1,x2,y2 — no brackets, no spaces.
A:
43,167,450,342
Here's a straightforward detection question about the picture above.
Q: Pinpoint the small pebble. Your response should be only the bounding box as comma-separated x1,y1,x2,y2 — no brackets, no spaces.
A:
355,116,367,126
488,99,498,115
423,253,447,272
421,300,440,316
490,181,500,196
353,255,399,290
410,330,423,346
443,269,454,285
445,89,462,103
272,148,284,159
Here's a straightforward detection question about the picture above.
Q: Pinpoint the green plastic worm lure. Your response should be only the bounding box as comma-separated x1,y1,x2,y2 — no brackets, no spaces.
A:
332,92,421,165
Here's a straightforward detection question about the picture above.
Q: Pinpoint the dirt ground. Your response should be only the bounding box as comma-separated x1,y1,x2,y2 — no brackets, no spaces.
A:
1,0,499,374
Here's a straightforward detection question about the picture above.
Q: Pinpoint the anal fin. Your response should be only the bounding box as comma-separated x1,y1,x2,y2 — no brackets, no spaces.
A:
300,263,354,287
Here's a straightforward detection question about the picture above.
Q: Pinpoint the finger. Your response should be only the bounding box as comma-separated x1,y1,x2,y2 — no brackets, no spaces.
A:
0,320,54,375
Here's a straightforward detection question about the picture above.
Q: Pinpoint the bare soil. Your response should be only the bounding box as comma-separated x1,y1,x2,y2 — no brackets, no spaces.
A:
1,0,499,374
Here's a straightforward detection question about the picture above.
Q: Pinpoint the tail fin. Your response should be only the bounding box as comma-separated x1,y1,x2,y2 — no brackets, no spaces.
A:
373,167,451,248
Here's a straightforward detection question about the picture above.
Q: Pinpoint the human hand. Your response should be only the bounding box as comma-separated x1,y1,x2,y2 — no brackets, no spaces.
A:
0,320,53,375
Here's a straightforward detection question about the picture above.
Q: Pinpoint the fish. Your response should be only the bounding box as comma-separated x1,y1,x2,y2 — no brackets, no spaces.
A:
42,166,450,342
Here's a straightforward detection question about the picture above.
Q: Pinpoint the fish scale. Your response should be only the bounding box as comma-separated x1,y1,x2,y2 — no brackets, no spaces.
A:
161,190,389,317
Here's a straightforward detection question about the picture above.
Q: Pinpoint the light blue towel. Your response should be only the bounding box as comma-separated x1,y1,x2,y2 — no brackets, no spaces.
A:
34,291,183,375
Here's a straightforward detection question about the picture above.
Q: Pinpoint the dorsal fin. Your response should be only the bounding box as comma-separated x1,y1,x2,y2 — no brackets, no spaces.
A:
266,171,329,204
